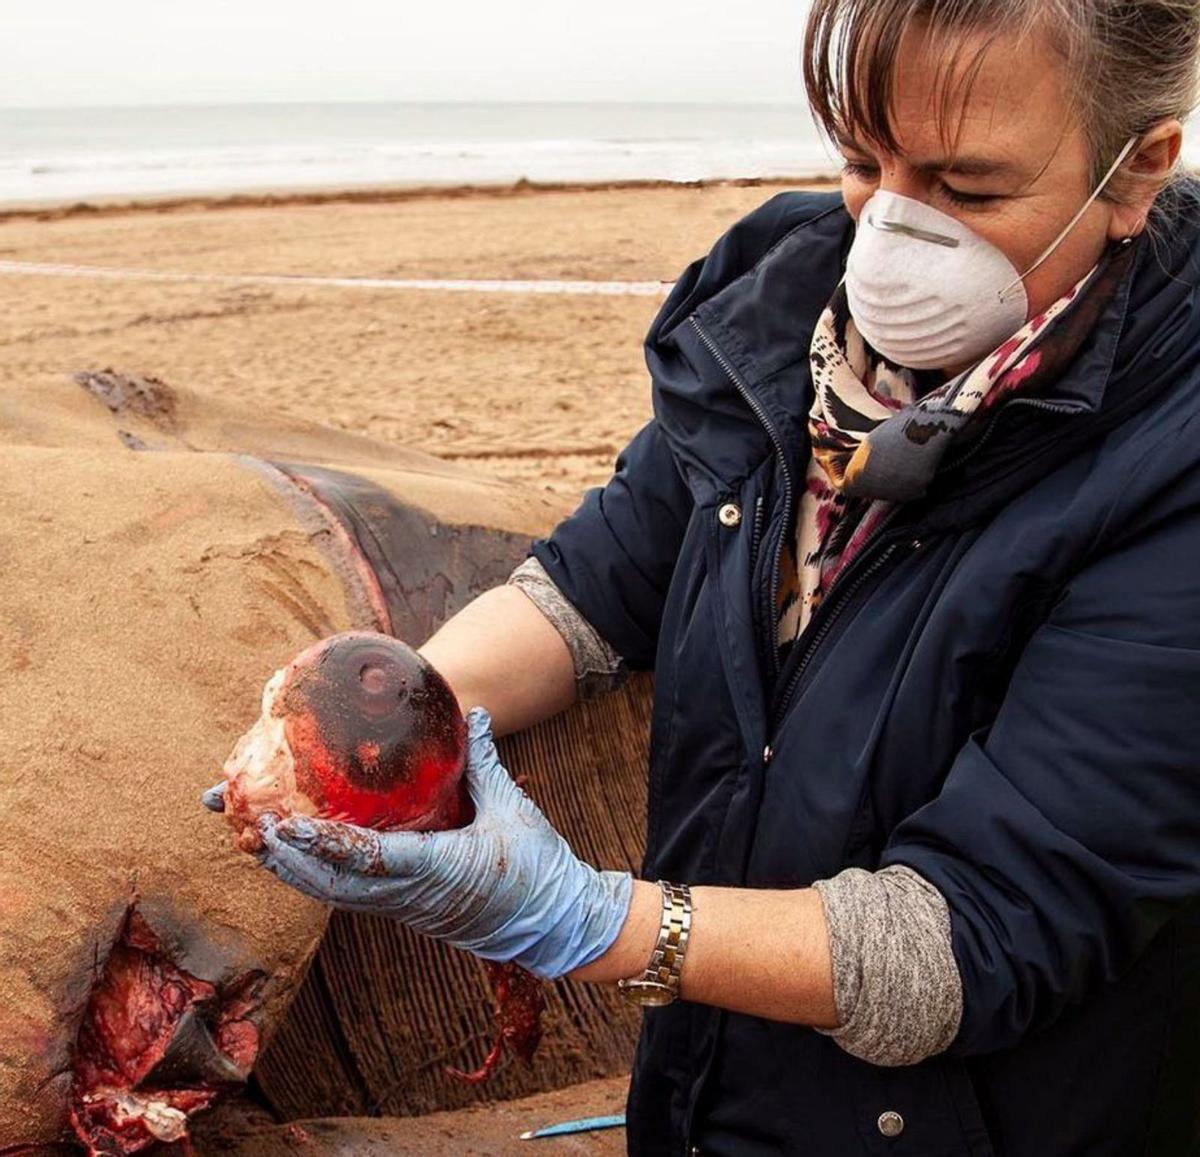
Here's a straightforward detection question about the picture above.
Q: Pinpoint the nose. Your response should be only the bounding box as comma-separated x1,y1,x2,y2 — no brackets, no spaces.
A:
847,158,934,226
874,153,928,203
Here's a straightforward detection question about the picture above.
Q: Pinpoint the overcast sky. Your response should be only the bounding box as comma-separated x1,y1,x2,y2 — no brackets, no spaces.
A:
4,0,812,108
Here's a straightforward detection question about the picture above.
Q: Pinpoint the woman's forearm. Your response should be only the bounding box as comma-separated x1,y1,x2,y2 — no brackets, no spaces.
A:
418,585,576,737
571,880,840,1029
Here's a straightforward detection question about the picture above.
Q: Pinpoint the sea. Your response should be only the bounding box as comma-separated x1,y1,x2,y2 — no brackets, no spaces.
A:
0,101,843,206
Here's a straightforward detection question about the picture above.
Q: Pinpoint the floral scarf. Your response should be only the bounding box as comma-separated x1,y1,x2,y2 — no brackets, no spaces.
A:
775,239,1134,654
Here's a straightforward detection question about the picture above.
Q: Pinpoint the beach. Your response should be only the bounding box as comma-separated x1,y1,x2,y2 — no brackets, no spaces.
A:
0,178,832,495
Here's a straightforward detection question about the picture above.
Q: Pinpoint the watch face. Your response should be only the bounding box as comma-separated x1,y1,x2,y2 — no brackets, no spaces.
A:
620,980,676,1008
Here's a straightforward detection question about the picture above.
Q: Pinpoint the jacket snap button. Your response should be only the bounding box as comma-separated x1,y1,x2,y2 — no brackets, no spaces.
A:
877,1110,905,1138
718,502,742,529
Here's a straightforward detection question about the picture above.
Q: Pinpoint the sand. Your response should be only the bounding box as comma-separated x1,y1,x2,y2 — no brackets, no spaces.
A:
189,1075,631,1156
0,178,834,496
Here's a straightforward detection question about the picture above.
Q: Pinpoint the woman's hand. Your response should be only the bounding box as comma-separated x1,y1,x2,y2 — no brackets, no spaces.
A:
251,707,634,981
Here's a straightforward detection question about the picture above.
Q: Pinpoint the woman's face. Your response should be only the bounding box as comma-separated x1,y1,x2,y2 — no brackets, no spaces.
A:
837,24,1172,376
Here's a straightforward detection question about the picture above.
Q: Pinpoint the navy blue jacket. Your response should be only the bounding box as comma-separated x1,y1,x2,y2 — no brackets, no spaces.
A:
531,183,1200,1156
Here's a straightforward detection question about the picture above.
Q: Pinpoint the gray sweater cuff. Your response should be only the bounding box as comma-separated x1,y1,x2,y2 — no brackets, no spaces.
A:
812,864,962,1067
507,555,630,700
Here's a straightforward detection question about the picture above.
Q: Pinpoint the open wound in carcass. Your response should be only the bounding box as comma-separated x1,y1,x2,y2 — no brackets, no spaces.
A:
219,632,547,1084
69,904,265,1156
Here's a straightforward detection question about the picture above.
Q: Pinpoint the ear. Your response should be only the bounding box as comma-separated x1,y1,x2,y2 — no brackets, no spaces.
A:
1107,119,1185,241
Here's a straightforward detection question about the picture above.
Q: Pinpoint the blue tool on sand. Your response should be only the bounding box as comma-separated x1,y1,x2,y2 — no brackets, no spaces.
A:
519,1114,627,1140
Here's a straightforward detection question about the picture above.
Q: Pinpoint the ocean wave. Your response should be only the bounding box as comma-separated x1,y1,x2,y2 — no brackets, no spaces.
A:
11,137,832,173
0,136,841,203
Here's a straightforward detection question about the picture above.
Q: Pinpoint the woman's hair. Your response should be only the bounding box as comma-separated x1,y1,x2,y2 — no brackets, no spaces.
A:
802,0,1200,206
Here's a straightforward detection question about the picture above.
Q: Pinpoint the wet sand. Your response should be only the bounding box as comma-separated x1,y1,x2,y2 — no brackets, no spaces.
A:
0,177,835,496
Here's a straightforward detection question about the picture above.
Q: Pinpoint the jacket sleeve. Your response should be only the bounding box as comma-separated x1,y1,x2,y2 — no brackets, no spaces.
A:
528,419,693,671
880,479,1200,1055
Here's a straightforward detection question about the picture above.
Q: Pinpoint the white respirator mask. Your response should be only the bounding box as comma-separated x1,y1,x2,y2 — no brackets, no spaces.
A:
844,136,1139,371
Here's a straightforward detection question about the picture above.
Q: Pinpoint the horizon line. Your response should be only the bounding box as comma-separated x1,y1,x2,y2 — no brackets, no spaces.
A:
0,96,811,114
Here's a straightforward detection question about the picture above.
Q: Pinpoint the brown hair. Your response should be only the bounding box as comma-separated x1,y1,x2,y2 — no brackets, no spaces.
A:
802,0,1200,206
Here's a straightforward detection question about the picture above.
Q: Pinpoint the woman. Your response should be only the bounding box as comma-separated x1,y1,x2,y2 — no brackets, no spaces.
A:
209,1,1200,1152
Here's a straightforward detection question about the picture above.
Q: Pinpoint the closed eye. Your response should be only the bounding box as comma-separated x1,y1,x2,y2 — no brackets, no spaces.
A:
934,180,1002,210
840,151,1008,212
841,160,879,181
842,158,1001,212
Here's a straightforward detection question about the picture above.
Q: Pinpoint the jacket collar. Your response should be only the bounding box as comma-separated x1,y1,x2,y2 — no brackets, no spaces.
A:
646,193,849,502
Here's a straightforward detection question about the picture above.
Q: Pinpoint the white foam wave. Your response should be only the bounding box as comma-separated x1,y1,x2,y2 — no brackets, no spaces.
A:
0,135,840,204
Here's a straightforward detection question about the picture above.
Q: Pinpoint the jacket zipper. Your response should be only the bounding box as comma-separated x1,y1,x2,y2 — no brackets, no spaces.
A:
749,493,765,573
939,396,1080,474
748,495,768,672
771,531,915,729
691,317,794,675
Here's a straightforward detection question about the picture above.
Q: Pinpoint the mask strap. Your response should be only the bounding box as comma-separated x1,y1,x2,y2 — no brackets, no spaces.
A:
999,135,1139,303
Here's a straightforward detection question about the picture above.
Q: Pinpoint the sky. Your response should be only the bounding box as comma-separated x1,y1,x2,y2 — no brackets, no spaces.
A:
4,0,813,109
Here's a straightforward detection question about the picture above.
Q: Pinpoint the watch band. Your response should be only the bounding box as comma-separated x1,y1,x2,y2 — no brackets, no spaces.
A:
617,880,693,1007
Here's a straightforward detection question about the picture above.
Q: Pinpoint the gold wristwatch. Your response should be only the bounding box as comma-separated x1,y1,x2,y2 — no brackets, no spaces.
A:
617,880,693,1007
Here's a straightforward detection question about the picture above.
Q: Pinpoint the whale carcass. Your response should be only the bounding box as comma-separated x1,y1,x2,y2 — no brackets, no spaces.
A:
0,374,650,1149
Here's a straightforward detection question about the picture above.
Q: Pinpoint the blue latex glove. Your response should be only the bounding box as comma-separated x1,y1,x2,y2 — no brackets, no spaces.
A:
250,707,634,981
